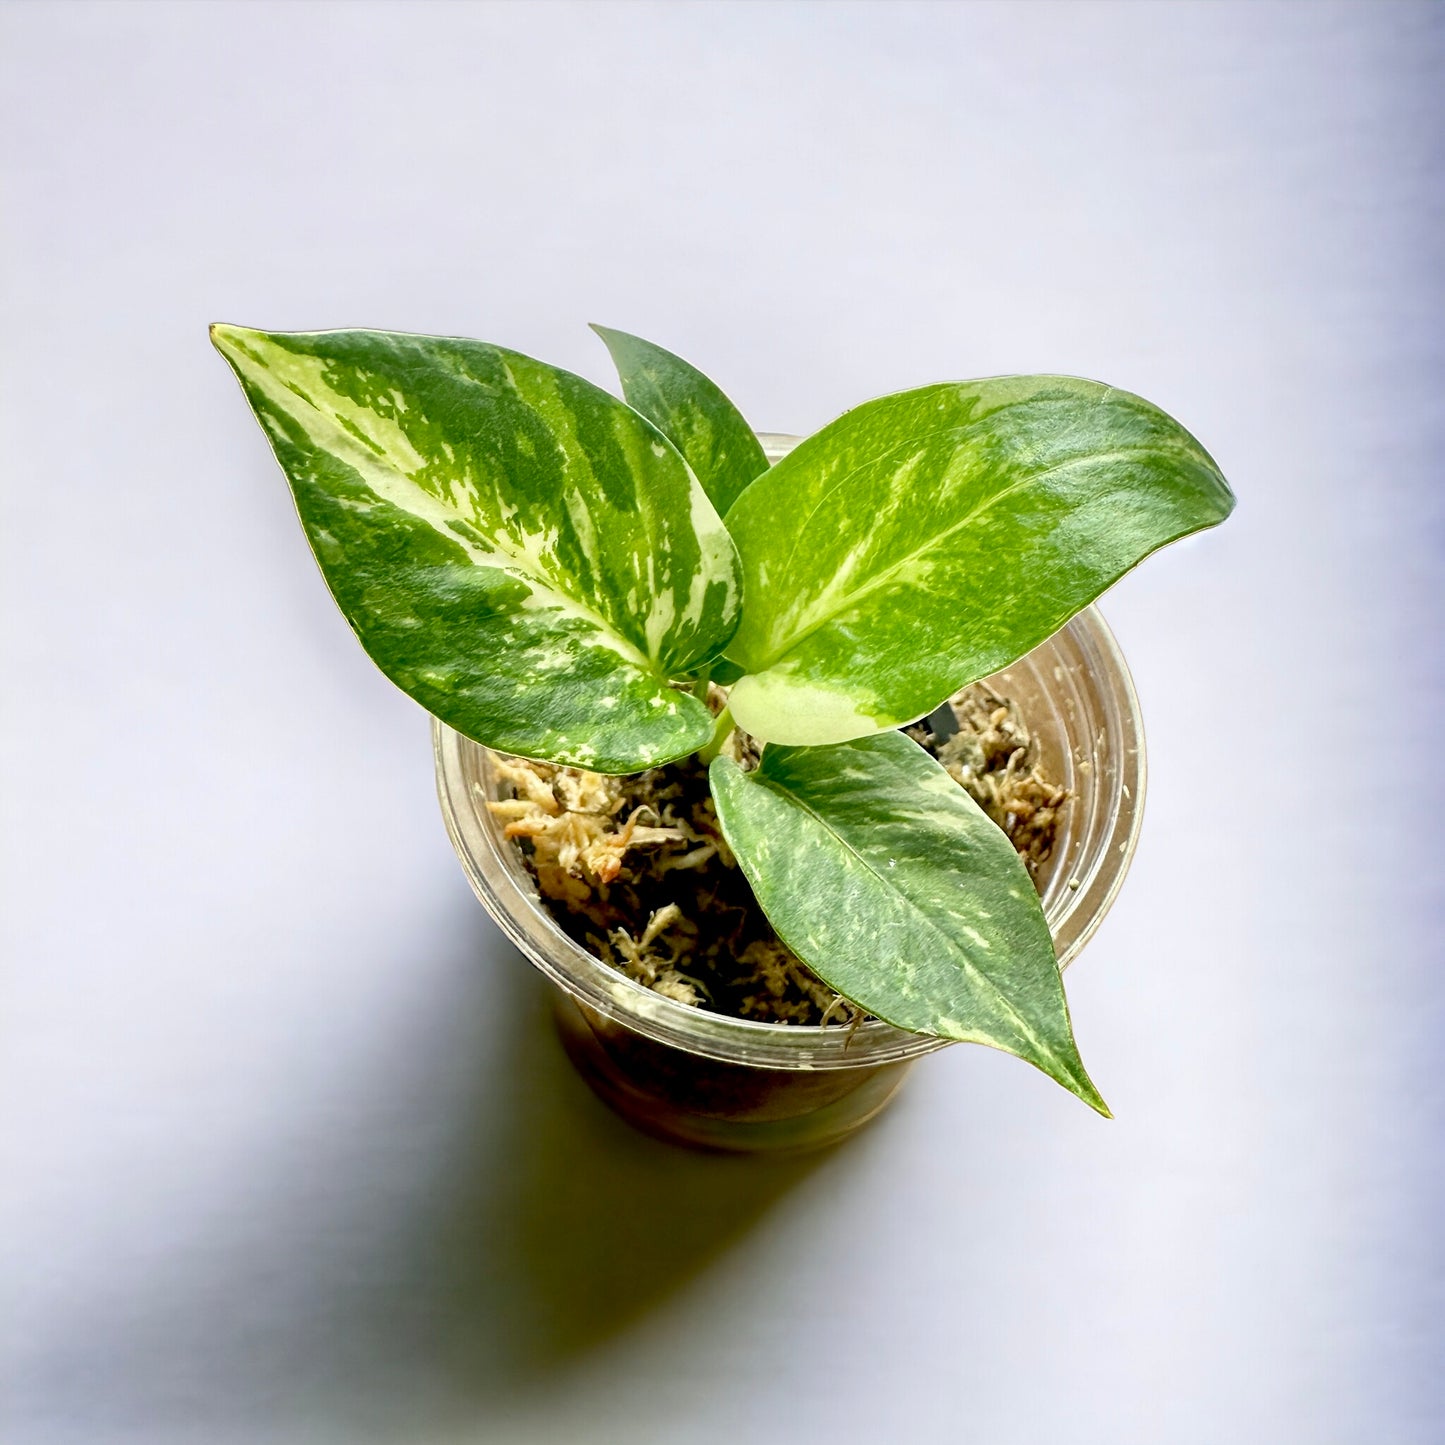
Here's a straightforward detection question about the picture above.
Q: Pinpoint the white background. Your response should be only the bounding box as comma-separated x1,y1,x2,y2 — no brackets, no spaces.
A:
2,3,1440,1442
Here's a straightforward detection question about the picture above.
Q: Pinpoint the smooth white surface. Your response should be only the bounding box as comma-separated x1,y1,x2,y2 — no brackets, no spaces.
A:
2,3,1440,1442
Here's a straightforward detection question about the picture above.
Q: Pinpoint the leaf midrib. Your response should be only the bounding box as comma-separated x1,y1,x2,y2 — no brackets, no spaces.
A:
753,442,1170,671
751,389,1104,627
247,344,661,675
749,763,1067,1068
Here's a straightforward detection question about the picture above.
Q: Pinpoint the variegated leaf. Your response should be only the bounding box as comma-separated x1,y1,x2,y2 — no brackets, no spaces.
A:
710,732,1108,1114
592,325,769,515
723,377,1234,745
212,325,740,772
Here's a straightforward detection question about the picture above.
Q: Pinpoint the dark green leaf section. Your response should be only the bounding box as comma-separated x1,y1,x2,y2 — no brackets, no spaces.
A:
212,324,741,772
710,732,1110,1114
723,377,1234,745
592,325,769,515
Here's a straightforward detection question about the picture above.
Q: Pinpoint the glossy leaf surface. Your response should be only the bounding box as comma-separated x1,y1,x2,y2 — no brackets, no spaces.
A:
723,377,1234,745
710,732,1109,1114
213,324,740,771
592,325,769,515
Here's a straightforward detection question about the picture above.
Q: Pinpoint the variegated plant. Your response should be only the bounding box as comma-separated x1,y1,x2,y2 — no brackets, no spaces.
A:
213,323,1233,1114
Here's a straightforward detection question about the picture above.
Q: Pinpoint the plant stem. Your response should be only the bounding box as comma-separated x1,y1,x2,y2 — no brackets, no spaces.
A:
696,705,734,766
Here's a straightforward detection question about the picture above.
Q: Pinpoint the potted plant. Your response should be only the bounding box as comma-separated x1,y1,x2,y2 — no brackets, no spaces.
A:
212,322,1232,1151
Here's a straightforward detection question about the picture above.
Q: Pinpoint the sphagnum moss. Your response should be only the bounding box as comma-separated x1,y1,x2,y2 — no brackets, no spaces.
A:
492,684,1068,1028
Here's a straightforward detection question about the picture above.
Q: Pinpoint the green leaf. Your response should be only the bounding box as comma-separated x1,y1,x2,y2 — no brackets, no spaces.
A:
723,377,1234,745
212,324,741,772
592,325,769,515
709,732,1109,1115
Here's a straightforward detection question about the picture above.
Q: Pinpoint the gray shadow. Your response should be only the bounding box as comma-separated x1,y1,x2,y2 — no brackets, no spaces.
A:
3,899,836,1444
419,940,826,1388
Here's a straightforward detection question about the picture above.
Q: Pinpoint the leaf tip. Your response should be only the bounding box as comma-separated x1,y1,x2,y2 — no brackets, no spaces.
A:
209,321,253,359
1072,1072,1113,1119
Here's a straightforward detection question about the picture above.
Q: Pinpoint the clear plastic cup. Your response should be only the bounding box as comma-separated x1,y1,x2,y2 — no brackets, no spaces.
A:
433,435,1146,1153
